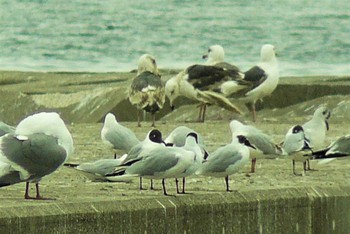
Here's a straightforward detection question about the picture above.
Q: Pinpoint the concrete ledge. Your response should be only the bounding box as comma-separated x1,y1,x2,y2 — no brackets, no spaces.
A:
0,71,350,124
1,186,349,233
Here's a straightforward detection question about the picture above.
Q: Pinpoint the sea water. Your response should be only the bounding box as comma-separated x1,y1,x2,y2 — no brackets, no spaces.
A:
0,0,349,76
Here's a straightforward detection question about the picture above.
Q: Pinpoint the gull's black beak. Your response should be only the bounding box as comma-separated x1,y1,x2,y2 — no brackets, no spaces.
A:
202,54,208,59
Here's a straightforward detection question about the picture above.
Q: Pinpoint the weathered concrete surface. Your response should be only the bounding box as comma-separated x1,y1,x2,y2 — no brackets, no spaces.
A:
0,70,349,124
1,187,349,233
1,71,350,233
0,119,350,233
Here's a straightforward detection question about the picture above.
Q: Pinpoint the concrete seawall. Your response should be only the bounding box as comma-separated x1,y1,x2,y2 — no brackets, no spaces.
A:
1,186,349,233
1,71,350,233
0,71,349,124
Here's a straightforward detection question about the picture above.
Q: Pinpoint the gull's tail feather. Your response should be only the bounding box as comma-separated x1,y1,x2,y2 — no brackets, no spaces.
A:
197,90,243,114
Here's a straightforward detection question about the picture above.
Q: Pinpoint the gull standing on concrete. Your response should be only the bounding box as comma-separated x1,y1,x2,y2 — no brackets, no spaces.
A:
165,126,208,193
226,44,279,122
282,125,312,175
173,132,205,194
101,113,140,157
196,135,255,192
128,54,165,127
229,120,284,173
107,135,196,196
0,112,74,199
302,106,331,150
107,129,166,190
165,45,243,122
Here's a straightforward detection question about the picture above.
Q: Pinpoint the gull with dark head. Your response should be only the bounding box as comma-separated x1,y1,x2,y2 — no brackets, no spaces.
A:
107,129,166,190
282,125,312,175
107,133,196,196
0,112,74,199
128,54,165,127
171,132,206,194
230,120,285,173
196,135,254,192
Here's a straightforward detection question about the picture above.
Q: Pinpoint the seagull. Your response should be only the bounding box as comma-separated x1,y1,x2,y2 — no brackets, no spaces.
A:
165,125,205,147
101,113,140,157
308,135,350,159
64,155,129,182
229,120,285,173
0,112,74,199
226,44,279,122
173,132,205,194
165,45,243,122
196,135,255,192
302,106,331,150
165,125,209,160
128,54,165,127
164,126,209,193
107,135,196,196
106,129,166,190
282,125,312,175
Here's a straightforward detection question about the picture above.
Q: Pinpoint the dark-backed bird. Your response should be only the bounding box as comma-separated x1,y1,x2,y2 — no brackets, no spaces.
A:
165,45,243,122
224,44,279,122
0,112,74,199
128,54,165,127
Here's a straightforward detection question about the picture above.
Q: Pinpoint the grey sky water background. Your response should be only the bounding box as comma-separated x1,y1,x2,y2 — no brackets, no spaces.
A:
0,0,349,76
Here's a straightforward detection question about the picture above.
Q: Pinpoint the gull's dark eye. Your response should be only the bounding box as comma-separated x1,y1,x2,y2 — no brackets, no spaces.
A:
152,59,156,65
322,111,326,115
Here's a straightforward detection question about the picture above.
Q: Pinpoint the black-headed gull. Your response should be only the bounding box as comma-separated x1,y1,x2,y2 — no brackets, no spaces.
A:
282,125,312,175
107,134,196,196
230,120,285,173
196,135,255,191
107,129,166,190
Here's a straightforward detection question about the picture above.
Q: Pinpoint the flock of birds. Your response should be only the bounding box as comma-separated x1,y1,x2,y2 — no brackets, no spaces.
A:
0,44,349,199
0,106,349,199
128,44,279,125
